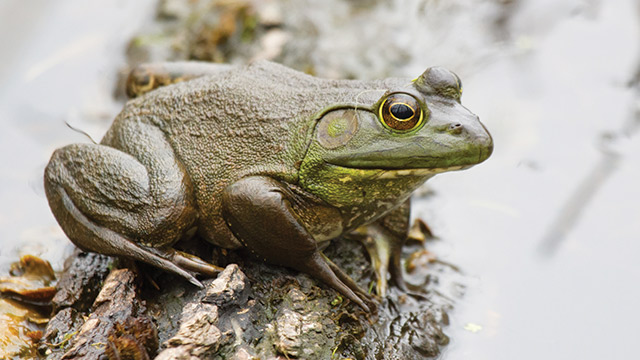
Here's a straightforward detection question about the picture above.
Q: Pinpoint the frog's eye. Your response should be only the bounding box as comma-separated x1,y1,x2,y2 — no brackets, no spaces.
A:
379,93,424,132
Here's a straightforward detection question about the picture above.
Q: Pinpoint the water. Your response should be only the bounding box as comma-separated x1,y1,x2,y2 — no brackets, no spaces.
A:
0,0,157,272
413,1,640,358
0,0,638,358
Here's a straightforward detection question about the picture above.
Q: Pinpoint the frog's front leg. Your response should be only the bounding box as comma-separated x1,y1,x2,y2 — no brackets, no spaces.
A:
44,121,222,286
355,199,411,297
221,176,373,312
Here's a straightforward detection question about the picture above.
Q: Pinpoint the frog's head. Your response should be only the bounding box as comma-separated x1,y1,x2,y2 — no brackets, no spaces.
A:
308,67,493,176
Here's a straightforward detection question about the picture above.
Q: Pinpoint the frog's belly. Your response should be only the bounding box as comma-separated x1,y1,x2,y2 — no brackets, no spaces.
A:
302,199,404,243
337,196,410,233
305,218,344,242
293,201,345,242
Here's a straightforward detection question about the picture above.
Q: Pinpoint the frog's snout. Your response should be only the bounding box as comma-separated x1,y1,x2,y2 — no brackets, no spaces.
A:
478,133,494,162
438,112,493,164
472,117,493,162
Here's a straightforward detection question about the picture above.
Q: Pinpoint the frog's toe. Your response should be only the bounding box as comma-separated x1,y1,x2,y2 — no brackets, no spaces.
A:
168,249,224,277
389,251,408,292
357,225,408,297
359,232,390,297
375,274,389,298
371,254,390,298
321,253,375,303
302,252,371,312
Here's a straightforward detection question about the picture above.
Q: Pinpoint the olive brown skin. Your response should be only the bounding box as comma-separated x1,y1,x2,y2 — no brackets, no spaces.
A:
44,61,492,312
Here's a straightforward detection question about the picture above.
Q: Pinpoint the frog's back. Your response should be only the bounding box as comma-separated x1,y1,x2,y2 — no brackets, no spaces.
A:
111,60,387,247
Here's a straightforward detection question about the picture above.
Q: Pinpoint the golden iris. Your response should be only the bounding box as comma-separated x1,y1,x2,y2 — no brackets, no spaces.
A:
379,93,424,131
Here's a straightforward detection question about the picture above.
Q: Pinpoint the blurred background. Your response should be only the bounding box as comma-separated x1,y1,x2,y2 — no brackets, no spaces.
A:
0,0,638,358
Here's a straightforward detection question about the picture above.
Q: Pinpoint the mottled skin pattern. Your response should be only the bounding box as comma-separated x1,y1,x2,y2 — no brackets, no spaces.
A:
120,62,395,248
45,61,492,311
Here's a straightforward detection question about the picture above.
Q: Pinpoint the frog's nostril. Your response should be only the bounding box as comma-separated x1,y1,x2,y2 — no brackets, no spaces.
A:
449,123,463,134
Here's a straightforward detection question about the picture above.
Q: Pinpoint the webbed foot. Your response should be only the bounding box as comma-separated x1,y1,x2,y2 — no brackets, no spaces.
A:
352,223,407,297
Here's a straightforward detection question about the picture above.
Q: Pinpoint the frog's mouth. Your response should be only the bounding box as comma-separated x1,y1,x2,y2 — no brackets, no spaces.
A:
374,165,469,178
327,163,470,176
325,142,492,173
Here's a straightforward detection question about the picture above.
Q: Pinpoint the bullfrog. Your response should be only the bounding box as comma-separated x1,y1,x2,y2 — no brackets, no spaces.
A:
44,60,492,312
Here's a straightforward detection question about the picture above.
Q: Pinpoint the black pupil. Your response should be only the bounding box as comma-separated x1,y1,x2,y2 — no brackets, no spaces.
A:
390,103,414,120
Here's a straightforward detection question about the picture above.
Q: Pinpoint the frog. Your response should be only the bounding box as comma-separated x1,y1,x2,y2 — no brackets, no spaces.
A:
44,60,492,312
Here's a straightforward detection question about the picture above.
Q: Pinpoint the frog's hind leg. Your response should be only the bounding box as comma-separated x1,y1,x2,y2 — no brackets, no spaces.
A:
53,185,207,287
126,62,235,98
44,122,221,286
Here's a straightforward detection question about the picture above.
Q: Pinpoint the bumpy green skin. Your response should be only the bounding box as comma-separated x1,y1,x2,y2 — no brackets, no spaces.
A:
114,61,409,248
44,61,492,310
